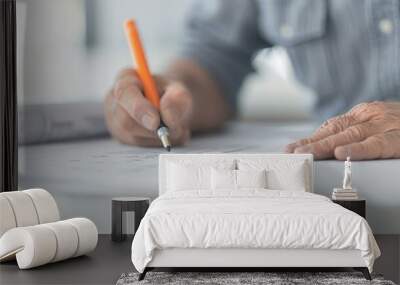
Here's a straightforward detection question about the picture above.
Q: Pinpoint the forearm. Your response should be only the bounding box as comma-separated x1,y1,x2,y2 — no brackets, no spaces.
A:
165,59,233,132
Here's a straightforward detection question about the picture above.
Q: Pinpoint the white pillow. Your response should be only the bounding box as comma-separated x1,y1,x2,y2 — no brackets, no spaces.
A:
166,160,235,192
236,169,267,189
211,169,267,190
167,163,210,191
238,159,308,192
211,169,236,190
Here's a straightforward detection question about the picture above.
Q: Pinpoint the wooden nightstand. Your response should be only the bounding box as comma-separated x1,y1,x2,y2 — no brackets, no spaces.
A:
332,199,366,218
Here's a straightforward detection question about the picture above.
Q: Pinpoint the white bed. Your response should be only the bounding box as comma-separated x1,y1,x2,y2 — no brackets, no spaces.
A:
131,154,380,280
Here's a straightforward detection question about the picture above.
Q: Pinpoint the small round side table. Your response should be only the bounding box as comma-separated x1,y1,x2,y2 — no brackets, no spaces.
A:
111,197,150,242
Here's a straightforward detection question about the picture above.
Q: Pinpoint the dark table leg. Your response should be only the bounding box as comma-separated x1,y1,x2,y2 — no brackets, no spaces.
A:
138,267,148,281
130,201,149,233
113,199,150,242
112,201,124,242
354,267,372,280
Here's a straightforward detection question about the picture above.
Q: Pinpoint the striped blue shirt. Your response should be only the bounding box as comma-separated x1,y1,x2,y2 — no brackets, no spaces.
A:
182,0,400,120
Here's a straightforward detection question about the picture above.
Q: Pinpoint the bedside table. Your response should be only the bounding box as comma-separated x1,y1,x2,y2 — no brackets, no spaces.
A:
332,199,366,218
112,197,150,242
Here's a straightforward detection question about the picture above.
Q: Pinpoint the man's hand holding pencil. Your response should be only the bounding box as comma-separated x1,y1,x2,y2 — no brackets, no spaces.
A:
104,68,193,148
104,20,193,149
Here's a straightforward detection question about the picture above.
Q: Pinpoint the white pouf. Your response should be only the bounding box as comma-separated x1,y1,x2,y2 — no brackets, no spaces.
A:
0,189,98,269
0,218,98,269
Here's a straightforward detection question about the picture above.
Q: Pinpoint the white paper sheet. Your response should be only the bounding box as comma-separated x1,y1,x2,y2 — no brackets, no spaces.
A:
18,121,400,234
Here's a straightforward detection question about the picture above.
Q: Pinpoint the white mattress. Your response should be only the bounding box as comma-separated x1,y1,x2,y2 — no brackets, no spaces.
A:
131,190,380,273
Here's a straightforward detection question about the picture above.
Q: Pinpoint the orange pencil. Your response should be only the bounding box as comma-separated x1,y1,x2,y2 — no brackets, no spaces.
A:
124,19,171,151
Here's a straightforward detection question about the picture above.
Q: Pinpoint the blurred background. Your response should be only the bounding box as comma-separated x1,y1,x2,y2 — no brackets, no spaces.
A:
13,5,400,281
17,0,315,123
16,0,317,231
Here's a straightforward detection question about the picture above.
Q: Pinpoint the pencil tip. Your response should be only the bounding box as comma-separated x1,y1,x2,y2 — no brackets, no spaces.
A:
166,146,171,152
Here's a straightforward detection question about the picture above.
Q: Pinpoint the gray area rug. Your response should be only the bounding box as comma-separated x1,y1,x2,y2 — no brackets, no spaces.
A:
116,272,396,285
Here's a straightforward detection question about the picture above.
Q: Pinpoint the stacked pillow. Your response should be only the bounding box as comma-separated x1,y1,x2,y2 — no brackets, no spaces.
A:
165,158,309,193
211,168,267,190
166,158,235,192
237,158,309,192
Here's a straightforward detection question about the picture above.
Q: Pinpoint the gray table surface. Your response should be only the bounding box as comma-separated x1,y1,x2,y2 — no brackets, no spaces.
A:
18,121,400,234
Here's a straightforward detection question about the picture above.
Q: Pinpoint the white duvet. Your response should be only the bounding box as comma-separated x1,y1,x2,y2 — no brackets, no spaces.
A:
131,190,380,273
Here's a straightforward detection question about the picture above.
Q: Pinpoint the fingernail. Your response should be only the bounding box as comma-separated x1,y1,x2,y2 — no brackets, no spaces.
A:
141,113,158,130
294,145,312,154
334,146,350,160
284,143,297,153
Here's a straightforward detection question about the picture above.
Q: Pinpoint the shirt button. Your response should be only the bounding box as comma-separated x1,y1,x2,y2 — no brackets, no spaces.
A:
280,24,293,39
378,19,393,34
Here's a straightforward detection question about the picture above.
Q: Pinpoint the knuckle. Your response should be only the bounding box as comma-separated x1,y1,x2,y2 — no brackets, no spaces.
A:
313,123,328,136
367,101,387,114
316,138,335,153
326,122,342,134
349,102,370,117
352,102,369,112
172,82,189,94
370,101,386,109
296,138,312,146
299,138,310,144
325,116,338,125
320,120,330,129
164,83,191,102
322,114,352,133
342,113,355,125
347,125,364,140
349,102,391,122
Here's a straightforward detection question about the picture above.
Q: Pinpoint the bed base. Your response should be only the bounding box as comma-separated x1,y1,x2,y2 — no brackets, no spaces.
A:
138,267,371,281
138,248,372,281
